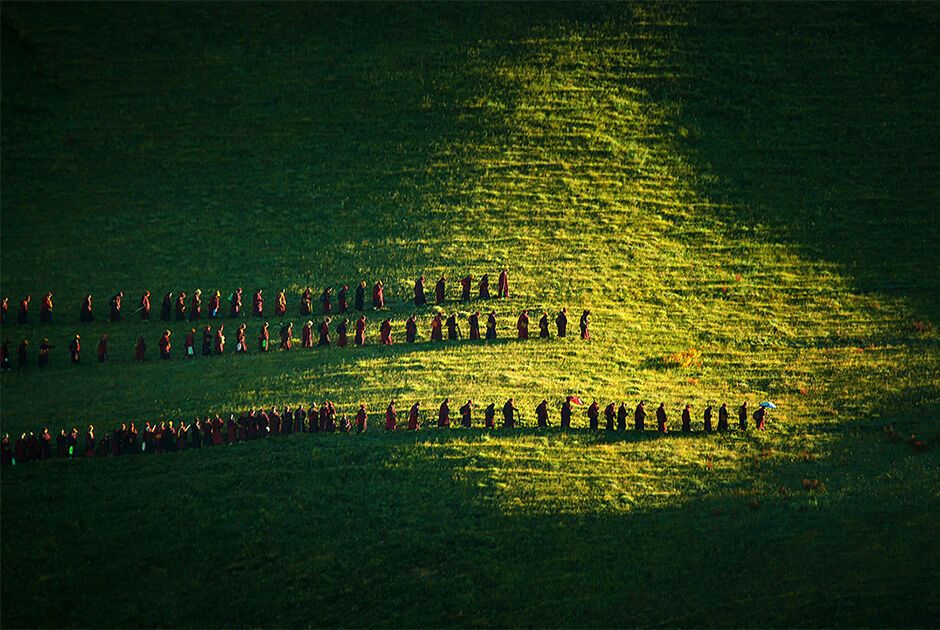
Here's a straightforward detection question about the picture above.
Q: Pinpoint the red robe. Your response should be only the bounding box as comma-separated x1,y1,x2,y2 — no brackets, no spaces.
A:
372,283,384,308
386,404,397,431
380,321,393,345
302,323,313,348
140,293,151,319
337,321,348,347
517,313,529,339
408,404,420,430
355,319,366,346
498,270,509,298
430,316,443,341
356,407,368,431
214,329,225,354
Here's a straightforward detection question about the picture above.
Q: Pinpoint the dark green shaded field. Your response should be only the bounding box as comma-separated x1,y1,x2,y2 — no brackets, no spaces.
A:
2,2,938,627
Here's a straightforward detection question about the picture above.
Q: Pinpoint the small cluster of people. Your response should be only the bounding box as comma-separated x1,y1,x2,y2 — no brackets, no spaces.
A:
0,270,511,326
1,307,590,368
0,399,769,466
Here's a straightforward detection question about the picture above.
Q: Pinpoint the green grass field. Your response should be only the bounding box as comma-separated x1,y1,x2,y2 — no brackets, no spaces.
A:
2,2,939,627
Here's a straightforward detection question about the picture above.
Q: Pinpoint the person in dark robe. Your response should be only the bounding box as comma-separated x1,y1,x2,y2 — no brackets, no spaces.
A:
356,404,368,433
484,403,496,429
17,296,30,324
280,322,294,350
140,291,151,320
446,313,460,340
175,292,187,321
275,290,287,317
98,334,108,363
253,290,264,317
385,401,396,431
134,336,146,361
211,416,223,445
294,407,305,433
215,324,226,354
0,341,9,370
354,281,366,311
236,324,248,353
516,310,529,339
27,432,40,461
1,434,11,465
478,274,490,300
281,407,292,435
435,275,446,305
539,312,550,339
318,319,331,347
681,404,692,432
633,401,645,431
160,292,172,321
302,321,314,348
502,398,518,428
430,314,443,341
112,425,125,456
16,339,28,368
718,403,729,432
486,312,497,340
604,403,616,431
338,285,349,313
536,399,549,428
201,325,213,356
579,310,591,340
15,434,28,463
703,405,713,432
355,316,366,346
230,288,243,318
407,402,421,430
159,330,172,359
0,297,7,324
80,294,95,323
556,308,568,337
438,398,451,428
380,319,393,345
40,292,54,323
84,425,96,458
588,400,600,430
497,269,509,298
300,288,313,316
405,315,417,343
656,403,668,433
561,397,573,430
126,423,139,453
467,311,481,340
56,429,68,458
414,276,427,306
738,402,748,431
259,322,270,352
337,318,349,347
67,427,79,457
321,287,333,314
372,281,385,309
460,400,473,428
209,291,221,318
165,422,179,452
460,275,473,302
109,291,124,322
324,403,338,432
754,406,767,430
184,328,195,358
39,338,54,368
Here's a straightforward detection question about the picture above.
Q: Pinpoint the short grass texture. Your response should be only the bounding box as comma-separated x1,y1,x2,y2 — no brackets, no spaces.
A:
2,2,939,627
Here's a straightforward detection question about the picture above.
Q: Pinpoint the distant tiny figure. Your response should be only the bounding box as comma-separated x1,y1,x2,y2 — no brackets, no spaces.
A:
380,318,393,345
738,402,748,431
478,274,490,300
337,318,349,347
754,406,766,430
539,312,550,339
140,291,151,320
414,276,427,306
460,400,473,428
40,292,54,323
301,321,314,348
214,324,225,354
230,288,243,318
0,341,9,370
502,398,518,428
355,281,366,311
275,290,287,317
556,308,568,337
486,312,497,340
446,313,460,340
355,315,366,346
110,291,124,322
1,297,7,324
438,398,451,428
236,324,248,353
300,288,313,316
338,285,350,313
385,401,397,431
97,334,108,363
634,401,646,431
703,405,713,432
372,281,384,309
252,290,264,318
16,339,28,368
430,314,443,341
356,404,368,433
321,288,333,314
484,403,496,429
536,399,549,428
160,293,172,321
259,322,270,352
580,309,591,340
468,311,481,340
175,292,187,321
681,404,691,432
604,402,616,431
516,310,529,339
656,403,668,433
406,315,418,343
497,269,509,298
159,330,172,359
185,328,196,358
561,397,573,429
718,403,729,432
134,336,146,361
280,322,294,350
17,296,31,324
202,325,212,356
408,402,421,430
588,400,600,430
209,291,221,318
318,318,331,347
68,334,81,364
460,275,473,302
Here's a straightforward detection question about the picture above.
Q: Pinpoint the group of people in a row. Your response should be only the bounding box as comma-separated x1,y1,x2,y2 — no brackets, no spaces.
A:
0,308,590,368
0,398,768,465
0,270,510,325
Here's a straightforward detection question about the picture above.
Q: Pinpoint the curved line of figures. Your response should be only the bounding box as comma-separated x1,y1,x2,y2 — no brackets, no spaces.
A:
0,399,770,465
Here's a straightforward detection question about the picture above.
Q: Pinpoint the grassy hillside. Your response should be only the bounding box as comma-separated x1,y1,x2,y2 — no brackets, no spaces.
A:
2,2,938,627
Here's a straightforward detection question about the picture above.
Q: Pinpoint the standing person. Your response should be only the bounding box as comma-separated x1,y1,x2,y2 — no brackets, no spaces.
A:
37,338,52,368
430,313,443,341
385,401,396,431
97,334,108,363
633,401,645,431
280,322,294,350
516,310,529,339
497,268,509,298
300,288,313,316
252,290,264,318
380,318,393,345
405,315,417,343
703,405,713,432
134,336,146,361
209,291,221,318
17,296,31,324
438,398,451,428
354,281,366,311
16,339,29,368
478,274,490,300
484,403,496,429
681,404,692,432
175,292,187,321
81,294,95,322
214,324,226,354
468,311,481,340
318,319,331,347
236,324,248,353
160,292,172,321
588,400,600,430
337,318,349,347
301,321,314,348
502,398,518,428
354,315,366,346
201,325,213,356
1,297,7,324
140,291,151,320
536,399,549,428
407,402,421,430
738,402,748,431
372,281,385,309
259,322,270,352
604,402,616,431
185,328,196,358
561,397,573,430
414,276,427,306
109,291,124,322
539,312,550,339
446,313,460,340
230,288,243,318
40,292,54,323
275,290,287,317
556,308,568,337
460,400,473,428
656,403,668,433
486,312,497,340
355,404,368,433
68,335,81,364
321,287,333,314
159,330,172,359
435,275,446,305
460,275,473,302
338,285,349,313
754,406,767,430
718,403,729,432
579,309,591,340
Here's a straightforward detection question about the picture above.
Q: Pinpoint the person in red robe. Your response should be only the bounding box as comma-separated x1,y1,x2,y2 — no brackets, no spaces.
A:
408,402,421,430
338,285,349,313
414,276,427,306
486,312,497,339
182,328,193,358
337,318,349,347
538,312,549,338
438,398,451,428
484,403,495,429
468,312,481,340
604,402,616,431
140,291,151,320
259,322,270,352
478,275,490,300
656,403,668,433
214,324,225,354
227,415,238,443
354,316,366,346
516,310,529,339
536,399,549,428
320,288,332,314
134,336,146,361
68,334,81,364
588,400,600,430
109,291,123,322
681,404,691,432
175,292,187,321
385,401,396,431
159,330,172,359
502,398,518,428
84,425,96,458
579,309,591,340
97,334,108,363
80,294,95,322
17,296,31,324
435,276,446,305
15,433,28,463
372,281,384,308
633,402,645,431
561,397,573,429
230,288,243,318
300,288,313,315
253,290,264,317
430,314,443,341
40,292,54,323
275,290,287,317
497,269,509,298
209,291,221,318
160,292,172,321
380,319,393,345
738,402,748,431
1,297,7,324
201,325,212,356
406,315,417,343
355,404,368,433
317,319,331,346
280,322,294,350
459,400,473,428
301,321,314,348
460,275,473,301
236,324,247,353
